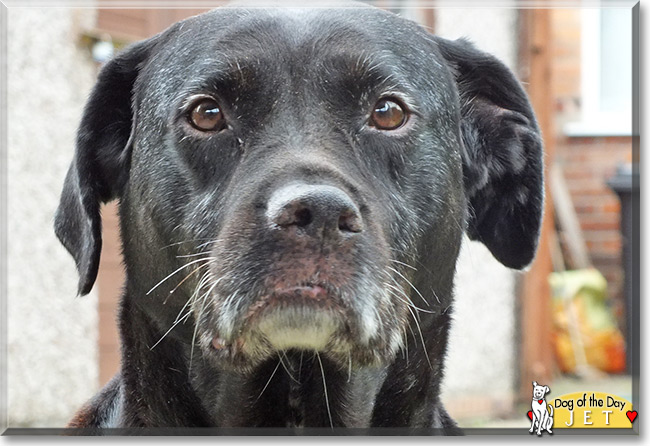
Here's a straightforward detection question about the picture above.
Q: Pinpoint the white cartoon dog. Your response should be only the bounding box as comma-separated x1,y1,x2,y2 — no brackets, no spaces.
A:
529,381,554,435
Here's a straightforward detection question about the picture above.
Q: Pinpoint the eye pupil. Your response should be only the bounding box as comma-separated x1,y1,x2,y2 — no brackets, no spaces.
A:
371,98,406,130
189,99,225,131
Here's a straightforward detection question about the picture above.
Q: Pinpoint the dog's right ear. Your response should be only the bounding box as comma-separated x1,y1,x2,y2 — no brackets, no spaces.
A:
532,381,537,387
433,37,544,270
54,37,159,296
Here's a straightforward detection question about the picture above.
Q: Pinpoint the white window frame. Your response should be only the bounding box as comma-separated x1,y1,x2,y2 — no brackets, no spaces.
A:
564,8,633,137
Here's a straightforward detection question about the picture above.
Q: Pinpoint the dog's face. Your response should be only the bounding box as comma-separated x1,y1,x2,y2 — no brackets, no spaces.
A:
127,8,470,368
532,381,550,401
55,7,543,373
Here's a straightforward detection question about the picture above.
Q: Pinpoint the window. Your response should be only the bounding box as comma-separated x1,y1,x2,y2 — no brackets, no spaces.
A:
564,8,633,136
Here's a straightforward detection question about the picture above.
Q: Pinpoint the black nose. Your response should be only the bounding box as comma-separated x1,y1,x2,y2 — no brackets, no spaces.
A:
267,184,363,236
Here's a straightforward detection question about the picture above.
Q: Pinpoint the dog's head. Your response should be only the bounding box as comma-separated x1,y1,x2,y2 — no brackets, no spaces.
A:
55,7,543,370
532,381,551,400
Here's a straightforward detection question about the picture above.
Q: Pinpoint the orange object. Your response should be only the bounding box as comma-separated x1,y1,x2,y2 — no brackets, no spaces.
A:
549,269,626,374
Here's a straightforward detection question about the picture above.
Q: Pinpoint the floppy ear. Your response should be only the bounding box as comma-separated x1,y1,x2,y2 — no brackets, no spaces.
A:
435,37,544,269
54,38,157,295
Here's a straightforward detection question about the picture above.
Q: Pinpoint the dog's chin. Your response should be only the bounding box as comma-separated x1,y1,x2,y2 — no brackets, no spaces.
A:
203,284,399,370
254,306,341,352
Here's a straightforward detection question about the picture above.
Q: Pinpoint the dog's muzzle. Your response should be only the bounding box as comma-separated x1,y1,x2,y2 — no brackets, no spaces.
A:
248,184,364,350
197,180,402,368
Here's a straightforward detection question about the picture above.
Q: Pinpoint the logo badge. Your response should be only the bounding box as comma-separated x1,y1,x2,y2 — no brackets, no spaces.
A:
529,381,554,436
528,387,635,429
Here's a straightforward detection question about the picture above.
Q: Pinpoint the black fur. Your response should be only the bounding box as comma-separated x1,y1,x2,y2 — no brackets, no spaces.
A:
436,38,544,269
55,5,543,434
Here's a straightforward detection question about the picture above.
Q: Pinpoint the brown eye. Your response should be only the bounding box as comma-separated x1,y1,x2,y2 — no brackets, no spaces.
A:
188,98,225,131
370,98,407,130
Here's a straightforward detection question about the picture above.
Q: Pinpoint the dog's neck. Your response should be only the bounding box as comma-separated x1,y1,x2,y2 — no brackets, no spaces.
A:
207,352,383,428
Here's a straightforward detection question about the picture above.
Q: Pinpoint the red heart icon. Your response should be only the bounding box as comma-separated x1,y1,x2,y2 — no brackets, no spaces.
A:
626,410,638,423
527,410,533,420
538,399,543,404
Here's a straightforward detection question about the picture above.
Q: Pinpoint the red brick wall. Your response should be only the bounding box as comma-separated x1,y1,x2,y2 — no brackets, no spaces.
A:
555,136,632,318
96,202,122,385
551,10,582,127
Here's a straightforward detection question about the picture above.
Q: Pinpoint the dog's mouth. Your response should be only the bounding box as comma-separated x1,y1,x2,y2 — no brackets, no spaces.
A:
197,267,405,370
246,284,340,318
204,280,353,364
242,283,347,351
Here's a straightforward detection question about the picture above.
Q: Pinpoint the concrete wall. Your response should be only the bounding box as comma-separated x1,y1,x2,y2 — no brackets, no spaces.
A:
6,8,99,427
434,7,518,68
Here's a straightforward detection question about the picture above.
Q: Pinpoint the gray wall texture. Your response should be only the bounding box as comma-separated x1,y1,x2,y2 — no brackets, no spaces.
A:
4,5,521,427
6,8,99,427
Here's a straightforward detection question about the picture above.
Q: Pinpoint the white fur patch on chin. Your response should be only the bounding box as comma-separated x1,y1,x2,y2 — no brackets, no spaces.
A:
256,308,338,351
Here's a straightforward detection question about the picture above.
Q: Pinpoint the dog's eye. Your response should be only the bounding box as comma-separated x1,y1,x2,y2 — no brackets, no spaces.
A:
370,98,407,130
188,98,226,132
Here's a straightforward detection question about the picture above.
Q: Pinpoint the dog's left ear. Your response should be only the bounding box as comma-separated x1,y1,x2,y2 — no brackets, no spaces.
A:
435,37,544,269
545,386,550,394
54,36,160,296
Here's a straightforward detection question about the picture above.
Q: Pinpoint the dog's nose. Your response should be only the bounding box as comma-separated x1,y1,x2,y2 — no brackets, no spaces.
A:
267,184,363,236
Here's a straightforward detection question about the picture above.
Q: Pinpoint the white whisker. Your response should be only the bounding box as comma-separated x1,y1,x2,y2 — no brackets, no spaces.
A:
149,312,191,351
255,359,282,402
387,265,432,306
176,251,213,259
278,351,300,384
174,270,210,324
196,239,220,251
385,282,435,314
406,305,433,371
159,238,216,250
389,259,417,271
347,353,352,383
402,327,410,365
147,257,216,295
189,276,222,374
316,351,334,428
165,263,212,303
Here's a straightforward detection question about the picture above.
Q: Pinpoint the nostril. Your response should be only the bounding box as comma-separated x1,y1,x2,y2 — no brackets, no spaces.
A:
294,208,313,227
273,205,313,228
338,211,363,233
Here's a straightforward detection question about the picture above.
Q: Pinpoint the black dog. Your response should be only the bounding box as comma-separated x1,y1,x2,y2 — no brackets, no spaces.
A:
55,4,543,433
